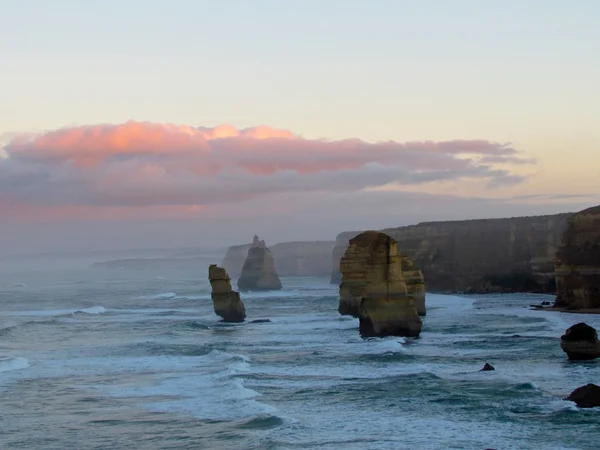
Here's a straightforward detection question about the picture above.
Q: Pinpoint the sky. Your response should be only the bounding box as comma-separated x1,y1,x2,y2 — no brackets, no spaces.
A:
1,0,599,254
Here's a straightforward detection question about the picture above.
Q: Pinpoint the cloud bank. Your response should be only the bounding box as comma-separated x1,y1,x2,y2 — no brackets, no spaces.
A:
0,121,533,219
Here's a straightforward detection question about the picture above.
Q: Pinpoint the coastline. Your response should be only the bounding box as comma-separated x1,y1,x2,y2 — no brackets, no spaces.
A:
530,306,600,315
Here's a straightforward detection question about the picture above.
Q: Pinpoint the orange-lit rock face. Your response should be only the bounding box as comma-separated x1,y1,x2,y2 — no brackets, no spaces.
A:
338,231,422,337
208,265,246,322
339,231,407,317
555,205,600,310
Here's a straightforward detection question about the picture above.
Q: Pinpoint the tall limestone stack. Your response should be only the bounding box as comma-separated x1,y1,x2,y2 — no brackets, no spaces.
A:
554,205,600,310
401,255,426,316
339,230,422,337
237,235,283,292
208,265,246,322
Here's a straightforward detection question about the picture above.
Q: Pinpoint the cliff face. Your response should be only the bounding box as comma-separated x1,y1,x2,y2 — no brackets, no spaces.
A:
208,265,246,322
555,205,600,309
338,230,422,337
222,241,336,278
331,213,572,293
237,236,283,292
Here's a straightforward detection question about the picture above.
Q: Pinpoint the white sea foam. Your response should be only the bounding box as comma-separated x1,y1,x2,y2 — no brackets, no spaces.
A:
0,356,30,373
137,292,178,300
74,306,107,315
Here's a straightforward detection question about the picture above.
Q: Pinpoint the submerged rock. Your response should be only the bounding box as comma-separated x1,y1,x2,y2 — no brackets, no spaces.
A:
554,205,600,311
237,235,283,292
480,363,495,371
208,265,246,322
566,383,600,408
560,322,600,360
339,230,422,337
249,319,271,323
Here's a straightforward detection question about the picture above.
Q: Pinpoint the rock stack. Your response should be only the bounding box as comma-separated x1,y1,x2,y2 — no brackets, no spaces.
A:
560,322,600,360
338,230,422,337
554,205,600,311
237,235,283,292
208,265,246,322
401,255,426,316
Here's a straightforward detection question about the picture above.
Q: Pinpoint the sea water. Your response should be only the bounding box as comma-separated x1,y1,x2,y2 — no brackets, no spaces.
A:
1,265,599,449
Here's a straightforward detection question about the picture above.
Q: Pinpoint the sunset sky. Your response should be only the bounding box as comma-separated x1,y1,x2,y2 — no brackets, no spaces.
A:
1,0,599,253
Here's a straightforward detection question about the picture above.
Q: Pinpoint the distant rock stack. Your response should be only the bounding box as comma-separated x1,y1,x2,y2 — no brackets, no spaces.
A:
401,255,426,316
237,235,283,292
208,265,246,322
554,205,600,311
339,230,422,338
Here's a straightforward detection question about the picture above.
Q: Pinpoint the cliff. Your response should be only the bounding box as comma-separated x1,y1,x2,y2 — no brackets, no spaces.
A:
237,236,283,292
208,265,246,322
331,213,572,293
338,230,422,337
554,205,600,309
222,240,336,278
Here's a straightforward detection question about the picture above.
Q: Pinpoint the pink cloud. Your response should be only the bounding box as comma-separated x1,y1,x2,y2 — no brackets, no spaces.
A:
0,121,534,218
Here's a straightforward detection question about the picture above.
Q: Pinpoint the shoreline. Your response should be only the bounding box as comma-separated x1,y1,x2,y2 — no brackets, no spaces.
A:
530,306,600,315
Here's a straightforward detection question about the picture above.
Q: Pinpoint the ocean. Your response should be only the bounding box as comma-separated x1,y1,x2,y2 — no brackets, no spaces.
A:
1,262,599,449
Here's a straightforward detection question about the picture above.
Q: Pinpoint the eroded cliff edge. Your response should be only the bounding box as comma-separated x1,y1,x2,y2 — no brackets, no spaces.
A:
331,213,572,293
554,205,600,310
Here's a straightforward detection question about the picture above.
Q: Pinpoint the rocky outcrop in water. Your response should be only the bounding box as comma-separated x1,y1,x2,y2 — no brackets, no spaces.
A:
566,384,600,408
237,236,282,292
339,231,422,337
560,322,600,360
208,265,246,322
222,240,335,278
554,205,600,311
331,213,571,293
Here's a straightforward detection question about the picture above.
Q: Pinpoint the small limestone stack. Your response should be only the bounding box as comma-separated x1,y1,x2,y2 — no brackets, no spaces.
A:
237,235,282,292
560,322,600,360
554,205,600,310
339,230,422,337
401,255,426,316
208,264,246,322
